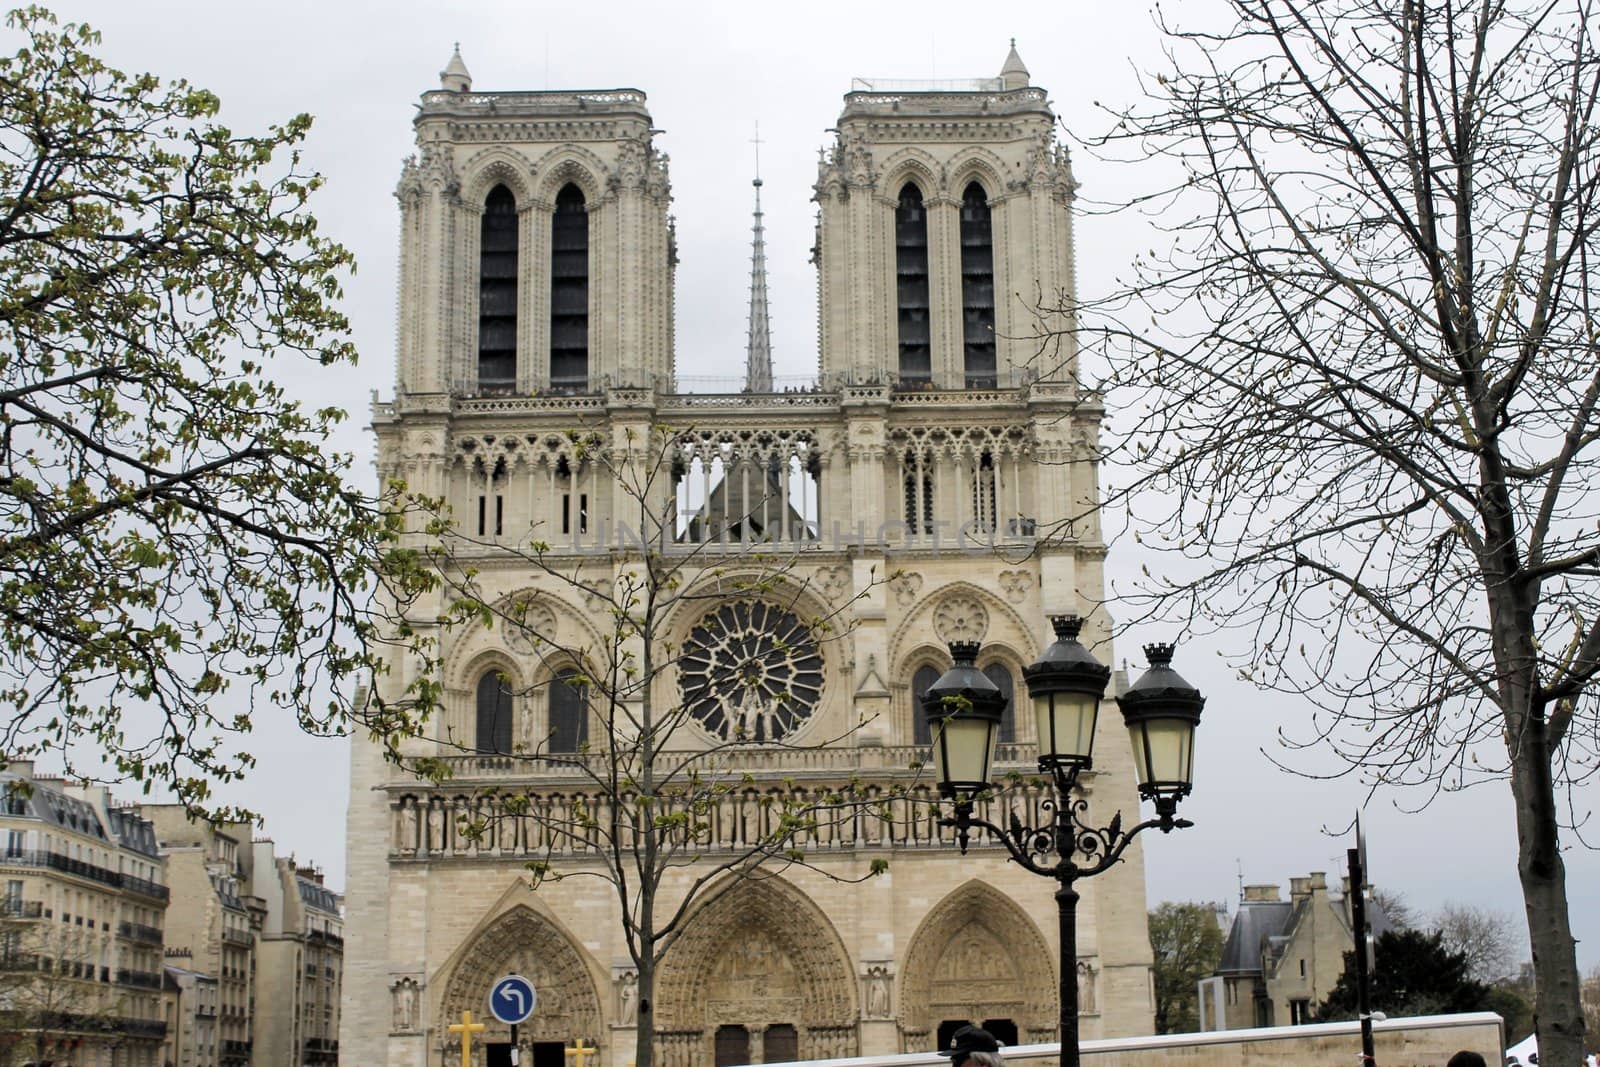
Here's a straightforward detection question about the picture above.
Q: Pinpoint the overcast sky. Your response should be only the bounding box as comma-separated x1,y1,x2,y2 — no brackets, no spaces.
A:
36,0,1599,972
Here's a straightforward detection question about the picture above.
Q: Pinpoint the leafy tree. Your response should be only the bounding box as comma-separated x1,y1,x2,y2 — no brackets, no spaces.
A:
1318,929,1491,1021
395,423,906,1067
0,8,425,813
1069,2,1600,1059
1148,901,1225,1033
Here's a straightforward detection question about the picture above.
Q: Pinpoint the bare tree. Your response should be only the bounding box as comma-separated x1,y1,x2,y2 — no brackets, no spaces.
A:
0,923,134,1066
1434,902,1519,983
1371,888,1416,931
395,422,911,1067
1061,2,1600,1061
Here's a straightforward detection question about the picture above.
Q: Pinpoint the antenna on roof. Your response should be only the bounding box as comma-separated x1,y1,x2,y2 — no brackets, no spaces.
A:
1236,858,1244,900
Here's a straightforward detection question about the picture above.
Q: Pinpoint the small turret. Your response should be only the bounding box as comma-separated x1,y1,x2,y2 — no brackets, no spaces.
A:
1000,38,1029,90
440,44,472,93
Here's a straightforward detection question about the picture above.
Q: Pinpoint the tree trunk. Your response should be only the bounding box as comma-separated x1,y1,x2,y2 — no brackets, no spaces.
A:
635,944,656,1067
1510,710,1585,1065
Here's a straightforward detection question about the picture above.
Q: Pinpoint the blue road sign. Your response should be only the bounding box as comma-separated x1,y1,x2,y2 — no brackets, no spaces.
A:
489,974,537,1025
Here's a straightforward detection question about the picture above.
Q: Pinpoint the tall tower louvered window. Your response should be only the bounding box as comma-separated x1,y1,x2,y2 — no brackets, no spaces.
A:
550,184,589,392
895,184,932,385
475,670,513,754
960,182,997,388
477,185,518,392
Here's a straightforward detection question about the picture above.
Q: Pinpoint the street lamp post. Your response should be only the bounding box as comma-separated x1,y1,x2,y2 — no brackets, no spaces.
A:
923,616,1204,1067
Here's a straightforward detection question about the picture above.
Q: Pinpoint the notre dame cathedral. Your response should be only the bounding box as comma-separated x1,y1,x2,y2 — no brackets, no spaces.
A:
341,43,1158,1067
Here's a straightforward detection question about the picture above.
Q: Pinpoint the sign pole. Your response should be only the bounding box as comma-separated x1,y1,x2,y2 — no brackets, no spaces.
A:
510,1023,519,1066
1350,814,1377,1067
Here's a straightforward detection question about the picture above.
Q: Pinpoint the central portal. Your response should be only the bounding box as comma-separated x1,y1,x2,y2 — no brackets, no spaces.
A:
485,1042,567,1067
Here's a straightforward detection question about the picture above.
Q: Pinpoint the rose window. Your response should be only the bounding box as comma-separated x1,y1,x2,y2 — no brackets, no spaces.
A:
679,600,824,742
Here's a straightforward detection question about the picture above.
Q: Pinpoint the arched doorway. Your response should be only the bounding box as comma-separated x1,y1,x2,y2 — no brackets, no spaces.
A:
655,874,858,1064
899,881,1058,1051
436,905,604,1065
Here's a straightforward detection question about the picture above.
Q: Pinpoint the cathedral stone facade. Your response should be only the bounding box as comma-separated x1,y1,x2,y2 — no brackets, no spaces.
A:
341,45,1158,1067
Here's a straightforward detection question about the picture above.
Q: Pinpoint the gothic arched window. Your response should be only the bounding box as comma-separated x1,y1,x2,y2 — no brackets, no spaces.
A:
912,663,942,745
478,184,518,392
973,451,998,533
904,449,933,534
548,668,588,754
895,183,932,386
550,183,589,393
474,670,514,754
960,182,997,388
982,662,1016,744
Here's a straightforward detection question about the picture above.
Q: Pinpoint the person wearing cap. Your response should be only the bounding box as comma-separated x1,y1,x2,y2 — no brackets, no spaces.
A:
937,1024,1003,1066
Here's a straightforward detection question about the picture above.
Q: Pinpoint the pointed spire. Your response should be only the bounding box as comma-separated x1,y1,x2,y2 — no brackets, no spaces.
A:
440,43,472,93
1001,38,1030,90
745,124,774,394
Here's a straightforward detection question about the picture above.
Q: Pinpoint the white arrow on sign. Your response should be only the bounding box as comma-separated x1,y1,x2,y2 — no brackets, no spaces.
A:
489,973,537,1025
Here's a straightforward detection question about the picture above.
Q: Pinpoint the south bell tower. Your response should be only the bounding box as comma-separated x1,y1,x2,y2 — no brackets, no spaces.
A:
344,45,1154,1067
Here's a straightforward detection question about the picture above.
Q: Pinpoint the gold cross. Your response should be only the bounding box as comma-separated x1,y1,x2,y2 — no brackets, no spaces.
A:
448,1009,486,1067
565,1037,597,1067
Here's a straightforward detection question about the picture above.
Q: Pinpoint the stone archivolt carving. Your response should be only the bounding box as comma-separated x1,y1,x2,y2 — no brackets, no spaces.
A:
655,876,857,1060
438,906,602,1048
933,595,989,644
897,881,1058,1046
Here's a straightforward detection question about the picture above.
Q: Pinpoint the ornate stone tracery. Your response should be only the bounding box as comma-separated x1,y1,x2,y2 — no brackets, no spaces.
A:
678,600,824,743
933,594,990,644
436,905,604,1050
655,875,858,1061
897,881,1059,1049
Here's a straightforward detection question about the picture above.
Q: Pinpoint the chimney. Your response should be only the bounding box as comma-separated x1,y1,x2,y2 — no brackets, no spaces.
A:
1242,884,1281,903
1290,877,1312,904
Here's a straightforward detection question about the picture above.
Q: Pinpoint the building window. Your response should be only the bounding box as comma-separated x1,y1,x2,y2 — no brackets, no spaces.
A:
1289,998,1311,1025
474,671,514,754
903,450,933,534
895,183,932,385
547,669,588,755
973,451,998,533
982,663,1016,743
478,184,518,391
912,663,942,745
959,182,997,387
550,183,589,393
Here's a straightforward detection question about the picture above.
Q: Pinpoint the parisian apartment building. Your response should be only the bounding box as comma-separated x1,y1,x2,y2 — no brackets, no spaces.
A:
0,761,169,1066
0,761,343,1067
